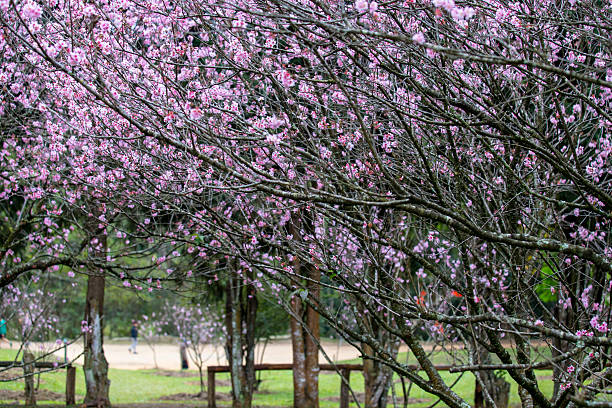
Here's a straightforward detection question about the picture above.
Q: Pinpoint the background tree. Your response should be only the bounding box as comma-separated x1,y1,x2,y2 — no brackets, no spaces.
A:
164,303,224,396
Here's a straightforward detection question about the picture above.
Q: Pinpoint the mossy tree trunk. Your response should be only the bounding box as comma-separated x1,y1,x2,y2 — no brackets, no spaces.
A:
83,221,110,408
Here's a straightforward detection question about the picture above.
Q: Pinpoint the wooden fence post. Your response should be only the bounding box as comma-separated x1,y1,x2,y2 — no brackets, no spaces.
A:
340,368,351,408
66,366,76,405
207,368,216,408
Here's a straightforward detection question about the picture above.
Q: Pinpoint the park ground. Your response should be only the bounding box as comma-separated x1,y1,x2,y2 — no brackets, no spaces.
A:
0,340,554,407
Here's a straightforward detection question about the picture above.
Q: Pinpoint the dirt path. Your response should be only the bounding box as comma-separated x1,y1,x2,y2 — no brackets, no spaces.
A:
46,338,376,371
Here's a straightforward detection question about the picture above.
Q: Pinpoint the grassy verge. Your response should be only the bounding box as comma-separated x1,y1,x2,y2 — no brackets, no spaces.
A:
0,348,554,407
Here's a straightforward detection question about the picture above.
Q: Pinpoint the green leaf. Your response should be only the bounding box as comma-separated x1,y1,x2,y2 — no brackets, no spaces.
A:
535,265,557,303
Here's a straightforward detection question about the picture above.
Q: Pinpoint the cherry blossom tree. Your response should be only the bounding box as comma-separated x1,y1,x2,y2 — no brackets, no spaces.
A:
0,281,62,355
138,313,164,369
1,0,611,407
164,303,224,397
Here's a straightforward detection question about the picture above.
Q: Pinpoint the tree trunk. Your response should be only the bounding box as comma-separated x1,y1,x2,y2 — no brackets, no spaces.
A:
304,262,320,408
224,262,257,408
359,262,400,408
290,297,307,406
244,267,258,403
289,263,320,408
198,366,205,397
23,351,36,406
476,346,510,408
289,213,320,408
488,376,511,408
518,385,534,408
363,343,395,408
83,226,110,408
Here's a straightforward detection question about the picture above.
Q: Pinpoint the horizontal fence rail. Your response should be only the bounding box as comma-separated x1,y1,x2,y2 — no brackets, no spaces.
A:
206,362,577,408
207,364,364,408
0,361,76,405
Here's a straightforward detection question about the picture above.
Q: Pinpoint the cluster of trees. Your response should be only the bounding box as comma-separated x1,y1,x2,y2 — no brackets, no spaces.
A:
0,0,610,407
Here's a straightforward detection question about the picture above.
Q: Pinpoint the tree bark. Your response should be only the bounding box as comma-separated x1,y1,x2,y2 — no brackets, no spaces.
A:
476,346,510,408
224,261,257,408
23,351,36,406
192,364,203,397
83,225,110,408
244,267,258,402
363,343,396,408
359,262,400,408
289,263,320,408
290,297,307,406
304,262,320,408
289,213,320,408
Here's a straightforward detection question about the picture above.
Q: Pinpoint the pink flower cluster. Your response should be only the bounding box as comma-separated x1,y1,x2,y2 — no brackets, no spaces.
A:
590,316,609,333
355,0,378,13
433,0,475,22
22,2,42,20
67,48,86,66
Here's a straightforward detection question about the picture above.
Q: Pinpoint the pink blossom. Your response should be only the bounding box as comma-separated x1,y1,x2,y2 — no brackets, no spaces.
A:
83,4,96,17
99,20,111,32
412,32,425,45
463,7,475,19
22,2,42,20
190,107,203,120
276,69,295,88
355,0,368,12
46,45,59,58
67,48,86,66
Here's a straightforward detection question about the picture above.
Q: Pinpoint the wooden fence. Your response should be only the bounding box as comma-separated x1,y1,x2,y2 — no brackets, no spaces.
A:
208,363,362,408
207,363,464,408
0,361,76,405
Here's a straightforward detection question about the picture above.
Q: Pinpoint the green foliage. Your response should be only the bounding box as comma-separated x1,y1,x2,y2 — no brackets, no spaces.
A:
535,266,558,303
102,286,167,338
25,275,170,339
255,296,288,341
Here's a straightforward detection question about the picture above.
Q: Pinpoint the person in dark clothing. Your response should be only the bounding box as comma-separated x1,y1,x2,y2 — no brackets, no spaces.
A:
180,340,189,369
128,322,138,354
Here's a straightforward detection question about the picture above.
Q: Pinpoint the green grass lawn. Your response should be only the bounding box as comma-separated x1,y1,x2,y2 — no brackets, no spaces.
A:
0,348,554,407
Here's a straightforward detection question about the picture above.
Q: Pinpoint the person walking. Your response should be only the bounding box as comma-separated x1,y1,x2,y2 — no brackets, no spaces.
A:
128,321,138,354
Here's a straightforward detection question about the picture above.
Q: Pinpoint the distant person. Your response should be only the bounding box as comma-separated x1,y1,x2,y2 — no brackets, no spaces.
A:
180,340,189,370
128,321,138,354
0,317,9,347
